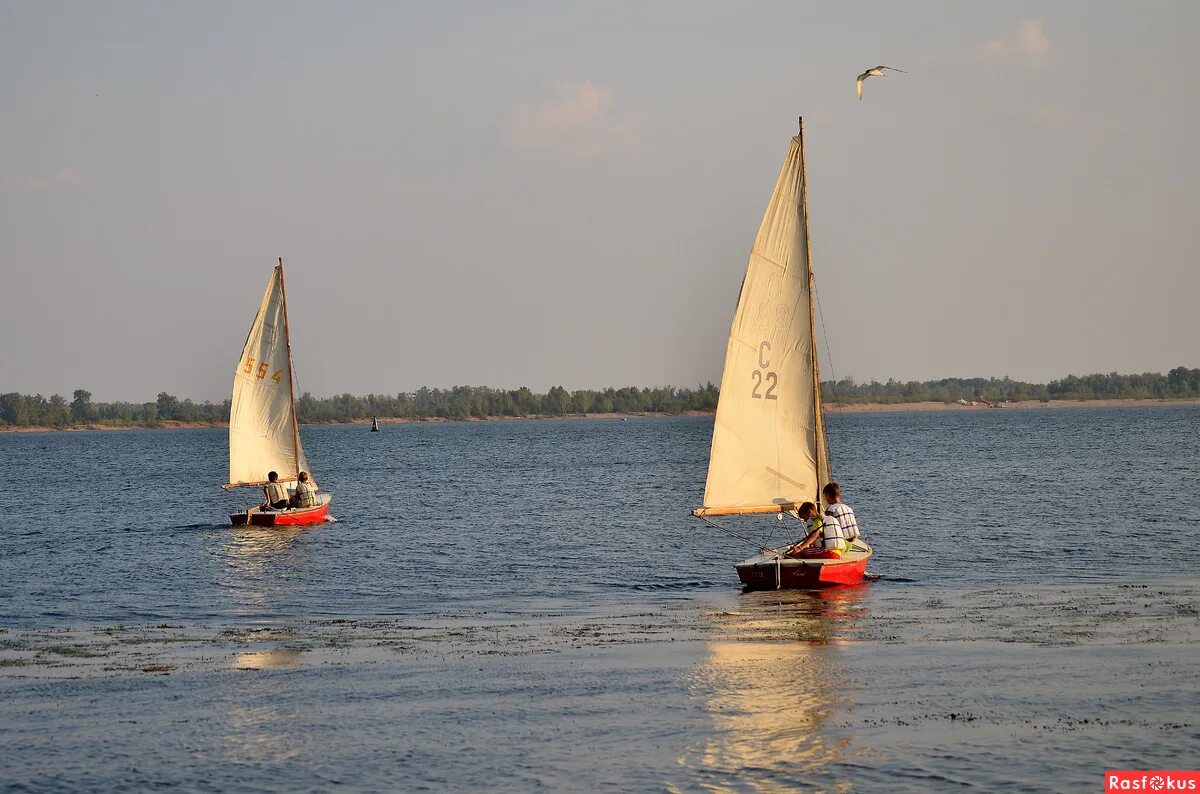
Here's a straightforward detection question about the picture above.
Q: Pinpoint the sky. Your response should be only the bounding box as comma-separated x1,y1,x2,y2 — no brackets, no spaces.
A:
1,1,1197,402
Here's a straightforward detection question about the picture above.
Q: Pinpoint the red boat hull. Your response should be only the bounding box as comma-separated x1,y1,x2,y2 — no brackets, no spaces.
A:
229,496,332,528
735,541,872,590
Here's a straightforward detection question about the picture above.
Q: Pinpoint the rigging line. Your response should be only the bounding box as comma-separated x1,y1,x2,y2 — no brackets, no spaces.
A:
766,512,796,548
695,514,778,555
814,285,836,387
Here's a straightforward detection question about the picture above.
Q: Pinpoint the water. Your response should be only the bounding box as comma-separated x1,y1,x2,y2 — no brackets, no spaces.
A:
1,407,1197,791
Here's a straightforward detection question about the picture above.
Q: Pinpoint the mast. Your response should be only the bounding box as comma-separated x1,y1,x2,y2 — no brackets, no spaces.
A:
276,256,304,478
798,117,827,508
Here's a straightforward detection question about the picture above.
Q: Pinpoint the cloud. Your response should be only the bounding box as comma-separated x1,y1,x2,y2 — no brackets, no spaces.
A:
509,81,637,158
2,168,88,193
983,20,1053,68
1030,103,1081,128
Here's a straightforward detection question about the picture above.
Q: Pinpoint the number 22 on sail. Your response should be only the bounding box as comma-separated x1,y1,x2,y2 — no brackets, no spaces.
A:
751,341,778,399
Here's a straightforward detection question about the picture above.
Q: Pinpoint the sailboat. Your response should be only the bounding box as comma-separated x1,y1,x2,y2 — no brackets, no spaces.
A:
693,119,871,589
371,416,381,432
225,258,332,527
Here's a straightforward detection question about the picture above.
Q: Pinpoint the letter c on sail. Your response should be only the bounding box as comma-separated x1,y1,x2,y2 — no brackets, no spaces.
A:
758,341,771,369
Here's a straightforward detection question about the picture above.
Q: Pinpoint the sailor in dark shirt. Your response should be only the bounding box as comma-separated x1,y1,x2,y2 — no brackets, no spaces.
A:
261,471,290,511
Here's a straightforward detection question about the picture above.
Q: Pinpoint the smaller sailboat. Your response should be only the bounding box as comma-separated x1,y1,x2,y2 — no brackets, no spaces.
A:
225,259,332,527
693,120,871,589
371,416,381,432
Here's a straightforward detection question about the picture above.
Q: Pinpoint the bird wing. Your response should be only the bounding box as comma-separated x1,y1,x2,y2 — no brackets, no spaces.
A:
856,76,864,100
878,65,907,73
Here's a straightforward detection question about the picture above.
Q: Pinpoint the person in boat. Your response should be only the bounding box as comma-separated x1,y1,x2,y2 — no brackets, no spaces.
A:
261,471,290,511
822,482,860,545
290,470,318,509
785,501,846,559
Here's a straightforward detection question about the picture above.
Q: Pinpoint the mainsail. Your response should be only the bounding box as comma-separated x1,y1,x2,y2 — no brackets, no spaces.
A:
695,125,829,516
225,261,308,488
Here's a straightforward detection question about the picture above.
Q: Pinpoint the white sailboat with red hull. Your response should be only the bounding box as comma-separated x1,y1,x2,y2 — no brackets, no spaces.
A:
225,259,332,527
693,120,871,589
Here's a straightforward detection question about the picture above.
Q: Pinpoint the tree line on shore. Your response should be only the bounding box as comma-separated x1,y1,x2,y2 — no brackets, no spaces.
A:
2,367,1198,428
824,367,1200,404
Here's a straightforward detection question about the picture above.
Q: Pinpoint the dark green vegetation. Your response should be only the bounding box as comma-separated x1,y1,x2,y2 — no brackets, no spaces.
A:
824,367,1200,404
0,390,229,428
296,385,720,423
2,367,1198,428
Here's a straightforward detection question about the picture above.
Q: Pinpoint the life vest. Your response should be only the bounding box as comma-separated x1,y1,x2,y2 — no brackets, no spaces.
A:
826,503,860,541
812,515,847,552
265,481,289,504
293,481,318,508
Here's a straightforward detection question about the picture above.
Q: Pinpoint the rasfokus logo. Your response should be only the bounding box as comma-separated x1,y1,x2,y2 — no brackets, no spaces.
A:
1106,771,1199,791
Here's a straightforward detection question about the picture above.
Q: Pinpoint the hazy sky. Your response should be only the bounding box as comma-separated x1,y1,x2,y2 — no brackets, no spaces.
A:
2,1,1197,401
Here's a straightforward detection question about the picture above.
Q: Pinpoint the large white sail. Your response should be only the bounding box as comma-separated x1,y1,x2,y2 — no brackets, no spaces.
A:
226,264,308,488
696,131,829,515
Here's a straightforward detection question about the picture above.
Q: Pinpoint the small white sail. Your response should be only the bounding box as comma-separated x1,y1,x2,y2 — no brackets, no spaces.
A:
697,132,829,515
226,264,309,488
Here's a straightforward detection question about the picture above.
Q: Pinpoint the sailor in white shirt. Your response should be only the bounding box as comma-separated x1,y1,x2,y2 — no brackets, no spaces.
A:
290,471,319,509
823,482,861,544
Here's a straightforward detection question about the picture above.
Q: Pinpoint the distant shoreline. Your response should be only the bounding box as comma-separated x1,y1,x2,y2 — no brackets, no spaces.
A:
2,398,1198,434
824,397,1200,413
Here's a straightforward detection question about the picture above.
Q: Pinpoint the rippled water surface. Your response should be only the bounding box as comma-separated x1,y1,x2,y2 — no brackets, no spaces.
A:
1,406,1197,791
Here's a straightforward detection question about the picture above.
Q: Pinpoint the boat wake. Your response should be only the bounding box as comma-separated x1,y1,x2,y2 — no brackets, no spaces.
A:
865,572,918,583
607,580,728,592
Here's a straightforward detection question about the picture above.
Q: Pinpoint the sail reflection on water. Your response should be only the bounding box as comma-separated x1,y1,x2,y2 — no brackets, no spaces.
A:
220,677,307,766
216,532,312,764
216,527,309,613
234,647,306,670
221,527,307,573
680,588,867,791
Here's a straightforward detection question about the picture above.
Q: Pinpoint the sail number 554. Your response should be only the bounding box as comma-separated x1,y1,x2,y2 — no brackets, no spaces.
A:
751,341,778,399
242,357,283,384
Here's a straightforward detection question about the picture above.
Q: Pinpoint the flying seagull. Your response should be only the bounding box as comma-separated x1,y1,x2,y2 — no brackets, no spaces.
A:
857,65,906,100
